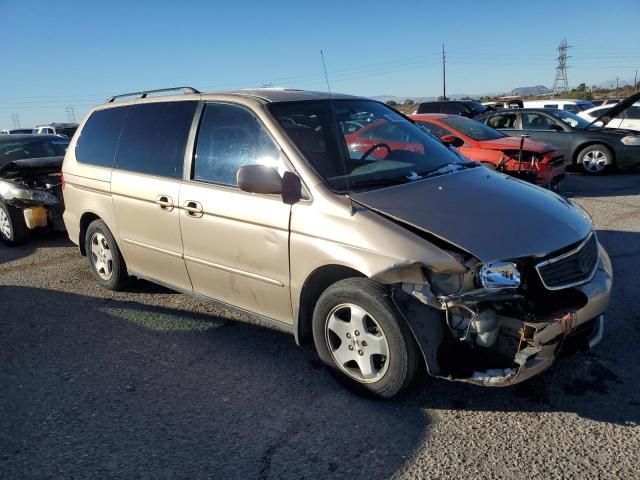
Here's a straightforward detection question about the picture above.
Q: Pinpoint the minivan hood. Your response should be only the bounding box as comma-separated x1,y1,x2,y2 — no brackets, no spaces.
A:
351,167,592,263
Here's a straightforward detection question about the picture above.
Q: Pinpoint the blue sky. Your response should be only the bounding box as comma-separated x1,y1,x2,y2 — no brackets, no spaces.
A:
1,0,639,128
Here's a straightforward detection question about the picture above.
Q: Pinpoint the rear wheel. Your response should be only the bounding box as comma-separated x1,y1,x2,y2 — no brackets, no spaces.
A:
84,219,129,291
312,278,420,398
578,144,612,174
0,201,30,246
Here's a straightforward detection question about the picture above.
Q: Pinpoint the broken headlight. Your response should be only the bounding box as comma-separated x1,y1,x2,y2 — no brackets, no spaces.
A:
478,262,521,289
10,187,59,204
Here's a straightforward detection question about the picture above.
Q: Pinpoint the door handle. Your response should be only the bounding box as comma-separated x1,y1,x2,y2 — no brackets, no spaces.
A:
183,200,204,218
155,195,174,211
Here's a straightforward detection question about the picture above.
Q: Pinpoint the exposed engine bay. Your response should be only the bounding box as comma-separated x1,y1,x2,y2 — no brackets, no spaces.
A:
0,157,65,231
388,239,610,386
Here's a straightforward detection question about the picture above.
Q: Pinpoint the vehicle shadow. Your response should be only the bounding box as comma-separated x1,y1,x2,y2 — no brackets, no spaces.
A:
0,230,72,265
558,171,640,198
0,285,428,480
2,229,639,478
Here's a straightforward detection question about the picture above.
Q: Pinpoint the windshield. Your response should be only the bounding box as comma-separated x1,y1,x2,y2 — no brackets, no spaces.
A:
468,101,489,115
0,139,69,167
551,109,592,129
269,99,470,191
441,116,506,141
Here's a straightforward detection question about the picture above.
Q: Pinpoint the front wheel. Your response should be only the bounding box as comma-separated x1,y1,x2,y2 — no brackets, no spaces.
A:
0,201,30,246
84,219,129,291
312,278,420,398
578,144,613,174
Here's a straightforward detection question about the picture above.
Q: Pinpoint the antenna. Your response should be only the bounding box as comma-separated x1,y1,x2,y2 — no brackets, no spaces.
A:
320,49,355,215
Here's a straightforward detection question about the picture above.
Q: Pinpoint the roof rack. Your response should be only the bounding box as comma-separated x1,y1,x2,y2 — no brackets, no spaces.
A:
106,86,201,103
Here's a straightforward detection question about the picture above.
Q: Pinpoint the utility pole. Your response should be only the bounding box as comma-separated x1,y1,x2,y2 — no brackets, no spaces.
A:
441,43,446,101
11,113,20,129
552,39,570,95
635,69,638,92
616,77,619,90
65,106,76,123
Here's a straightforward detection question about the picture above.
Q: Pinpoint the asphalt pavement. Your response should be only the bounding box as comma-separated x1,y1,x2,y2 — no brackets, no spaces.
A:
1,172,639,479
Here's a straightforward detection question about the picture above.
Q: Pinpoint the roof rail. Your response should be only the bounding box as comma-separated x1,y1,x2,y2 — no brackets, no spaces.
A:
106,86,201,103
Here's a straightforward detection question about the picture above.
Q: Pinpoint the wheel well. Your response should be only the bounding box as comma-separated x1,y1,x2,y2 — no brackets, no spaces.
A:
296,265,365,344
78,212,100,255
573,142,616,165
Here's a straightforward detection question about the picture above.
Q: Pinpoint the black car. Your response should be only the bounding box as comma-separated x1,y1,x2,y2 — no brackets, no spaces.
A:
416,100,492,118
0,134,68,245
477,93,640,174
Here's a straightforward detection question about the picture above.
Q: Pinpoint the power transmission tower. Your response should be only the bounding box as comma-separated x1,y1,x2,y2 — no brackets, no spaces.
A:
441,43,446,101
11,113,21,129
65,106,76,123
552,39,570,94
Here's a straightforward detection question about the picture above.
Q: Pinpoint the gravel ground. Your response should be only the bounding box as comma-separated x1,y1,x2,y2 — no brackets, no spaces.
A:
1,172,639,479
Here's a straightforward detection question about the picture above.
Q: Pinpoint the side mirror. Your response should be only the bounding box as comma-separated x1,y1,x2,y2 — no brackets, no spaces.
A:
237,165,282,195
593,121,604,128
441,134,465,148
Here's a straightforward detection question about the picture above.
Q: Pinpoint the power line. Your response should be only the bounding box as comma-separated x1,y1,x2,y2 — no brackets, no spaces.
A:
442,43,446,100
552,39,570,94
65,106,76,122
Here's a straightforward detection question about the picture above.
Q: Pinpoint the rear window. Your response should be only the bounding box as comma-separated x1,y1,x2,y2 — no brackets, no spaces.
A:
76,108,127,167
416,102,440,114
115,101,197,178
0,139,69,167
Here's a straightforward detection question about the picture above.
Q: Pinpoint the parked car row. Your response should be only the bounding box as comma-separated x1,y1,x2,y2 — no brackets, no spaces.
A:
22,86,608,399
0,123,78,138
477,94,640,174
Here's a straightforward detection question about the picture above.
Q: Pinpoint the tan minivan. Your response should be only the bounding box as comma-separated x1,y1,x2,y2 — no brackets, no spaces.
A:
63,87,612,398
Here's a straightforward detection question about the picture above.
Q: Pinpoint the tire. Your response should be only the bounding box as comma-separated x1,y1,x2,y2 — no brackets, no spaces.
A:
0,200,30,246
577,144,613,174
84,219,129,291
312,278,420,398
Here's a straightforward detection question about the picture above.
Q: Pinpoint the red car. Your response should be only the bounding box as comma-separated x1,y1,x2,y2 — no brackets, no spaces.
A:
408,114,565,189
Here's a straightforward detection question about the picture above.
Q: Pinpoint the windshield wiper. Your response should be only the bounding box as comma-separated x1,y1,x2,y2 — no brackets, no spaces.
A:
349,176,412,190
420,161,478,178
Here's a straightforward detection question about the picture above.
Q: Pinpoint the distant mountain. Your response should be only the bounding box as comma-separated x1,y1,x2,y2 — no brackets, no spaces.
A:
509,85,551,96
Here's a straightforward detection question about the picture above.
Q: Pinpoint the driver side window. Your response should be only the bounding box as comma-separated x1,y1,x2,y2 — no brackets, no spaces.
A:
193,103,281,187
522,113,553,130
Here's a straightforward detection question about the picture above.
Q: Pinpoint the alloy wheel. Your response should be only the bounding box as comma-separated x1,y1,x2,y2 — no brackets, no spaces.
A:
0,208,11,239
325,303,390,383
90,232,114,280
582,150,607,173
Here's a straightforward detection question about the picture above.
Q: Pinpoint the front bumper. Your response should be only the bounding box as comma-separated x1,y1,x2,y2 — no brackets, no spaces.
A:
617,145,640,169
401,245,612,387
463,246,611,387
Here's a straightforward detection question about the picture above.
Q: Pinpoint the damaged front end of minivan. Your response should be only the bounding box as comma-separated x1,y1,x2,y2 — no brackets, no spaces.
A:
0,157,65,236
374,231,611,387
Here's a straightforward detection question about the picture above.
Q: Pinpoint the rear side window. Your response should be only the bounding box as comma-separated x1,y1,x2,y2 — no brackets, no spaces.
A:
486,113,517,129
417,102,440,114
441,103,463,115
543,104,558,109
115,101,197,178
76,107,127,167
193,103,280,187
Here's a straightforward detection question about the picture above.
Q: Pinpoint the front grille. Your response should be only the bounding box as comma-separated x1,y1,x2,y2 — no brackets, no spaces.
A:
536,233,598,290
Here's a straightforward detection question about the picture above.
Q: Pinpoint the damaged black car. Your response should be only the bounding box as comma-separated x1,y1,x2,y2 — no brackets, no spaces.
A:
0,134,67,245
